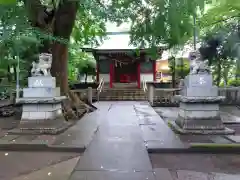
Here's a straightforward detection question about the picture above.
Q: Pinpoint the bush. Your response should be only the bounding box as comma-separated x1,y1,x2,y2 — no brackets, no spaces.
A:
227,79,240,87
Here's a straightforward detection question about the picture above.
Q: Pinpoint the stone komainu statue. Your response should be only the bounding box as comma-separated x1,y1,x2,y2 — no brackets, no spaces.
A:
189,50,210,74
31,53,52,76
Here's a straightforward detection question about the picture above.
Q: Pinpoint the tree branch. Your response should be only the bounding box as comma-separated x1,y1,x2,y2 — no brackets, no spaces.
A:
53,0,79,40
23,0,56,28
203,15,240,27
23,0,46,27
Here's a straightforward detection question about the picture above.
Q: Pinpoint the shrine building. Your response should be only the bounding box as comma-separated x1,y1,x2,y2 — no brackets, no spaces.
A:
82,32,165,88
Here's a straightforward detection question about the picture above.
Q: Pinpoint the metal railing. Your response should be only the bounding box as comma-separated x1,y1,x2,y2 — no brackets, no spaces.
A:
142,78,148,92
97,78,104,101
151,87,240,106
153,88,181,106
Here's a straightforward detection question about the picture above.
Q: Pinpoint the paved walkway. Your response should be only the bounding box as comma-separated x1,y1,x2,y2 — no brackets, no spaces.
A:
68,101,186,180
70,101,155,179
0,102,240,179
68,102,240,180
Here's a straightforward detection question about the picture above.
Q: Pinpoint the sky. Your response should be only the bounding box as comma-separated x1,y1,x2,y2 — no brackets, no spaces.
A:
96,21,134,49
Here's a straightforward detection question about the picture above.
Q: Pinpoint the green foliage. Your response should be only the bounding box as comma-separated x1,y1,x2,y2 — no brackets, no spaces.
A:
68,43,96,81
0,0,109,85
199,0,240,85
200,0,240,29
227,78,240,87
0,0,16,4
129,0,207,48
0,0,219,89
0,3,39,86
169,57,190,79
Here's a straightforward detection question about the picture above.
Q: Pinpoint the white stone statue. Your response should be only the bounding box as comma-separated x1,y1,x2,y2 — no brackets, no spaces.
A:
31,53,52,76
189,50,210,74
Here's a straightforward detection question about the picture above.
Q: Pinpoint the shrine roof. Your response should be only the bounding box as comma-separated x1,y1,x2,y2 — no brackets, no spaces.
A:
82,48,155,54
82,33,167,54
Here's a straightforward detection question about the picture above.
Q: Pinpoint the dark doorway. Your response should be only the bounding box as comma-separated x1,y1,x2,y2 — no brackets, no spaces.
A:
114,62,137,83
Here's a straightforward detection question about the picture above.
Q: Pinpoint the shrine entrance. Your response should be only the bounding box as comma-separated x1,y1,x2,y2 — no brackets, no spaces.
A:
114,61,138,83
82,48,161,89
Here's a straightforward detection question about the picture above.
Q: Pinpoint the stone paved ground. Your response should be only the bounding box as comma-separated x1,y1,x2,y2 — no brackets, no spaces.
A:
0,151,80,180
12,156,80,180
154,106,240,143
68,102,240,180
150,154,240,174
0,102,240,179
0,104,106,150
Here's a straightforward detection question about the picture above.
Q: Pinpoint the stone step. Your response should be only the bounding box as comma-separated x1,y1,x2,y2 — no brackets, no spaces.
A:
101,97,147,100
103,89,144,91
100,93,146,97
101,90,145,94
97,88,146,101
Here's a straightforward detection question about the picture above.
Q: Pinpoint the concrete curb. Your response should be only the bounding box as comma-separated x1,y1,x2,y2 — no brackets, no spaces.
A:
147,143,240,154
0,143,86,152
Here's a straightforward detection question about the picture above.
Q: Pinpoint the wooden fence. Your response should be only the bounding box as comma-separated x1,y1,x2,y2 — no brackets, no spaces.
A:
148,86,240,106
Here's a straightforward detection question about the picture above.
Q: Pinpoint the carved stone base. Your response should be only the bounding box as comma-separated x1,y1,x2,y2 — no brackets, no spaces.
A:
8,118,74,135
168,121,235,135
174,95,225,103
175,116,226,130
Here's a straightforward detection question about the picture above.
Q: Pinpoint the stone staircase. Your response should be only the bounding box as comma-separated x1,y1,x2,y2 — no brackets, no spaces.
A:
98,88,147,101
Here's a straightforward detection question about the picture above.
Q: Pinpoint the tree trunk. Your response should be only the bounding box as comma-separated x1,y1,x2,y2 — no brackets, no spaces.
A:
51,42,68,95
216,60,222,86
7,66,12,83
171,58,176,88
24,0,78,94
24,0,88,120
236,59,240,80
223,70,228,87
51,0,79,94
13,65,17,82
85,73,88,83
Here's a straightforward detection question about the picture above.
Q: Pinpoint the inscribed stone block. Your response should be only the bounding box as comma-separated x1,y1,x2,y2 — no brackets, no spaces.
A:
184,74,213,87
28,76,56,88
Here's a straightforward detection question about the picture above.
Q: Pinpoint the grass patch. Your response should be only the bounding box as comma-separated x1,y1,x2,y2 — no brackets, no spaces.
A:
190,143,240,148
167,120,172,127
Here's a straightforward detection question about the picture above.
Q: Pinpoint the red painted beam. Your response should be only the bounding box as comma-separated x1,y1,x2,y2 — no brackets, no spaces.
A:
153,61,156,81
96,62,99,82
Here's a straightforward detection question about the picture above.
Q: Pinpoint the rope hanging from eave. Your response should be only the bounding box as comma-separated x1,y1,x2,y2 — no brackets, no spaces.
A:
113,58,139,67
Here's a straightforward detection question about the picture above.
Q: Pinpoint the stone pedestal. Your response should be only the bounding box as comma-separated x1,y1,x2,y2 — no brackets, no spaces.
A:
13,76,71,135
147,84,154,106
169,74,234,134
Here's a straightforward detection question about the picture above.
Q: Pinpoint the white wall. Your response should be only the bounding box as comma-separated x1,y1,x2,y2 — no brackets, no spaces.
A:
99,74,110,82
79,75,94,82
140,73,153,82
